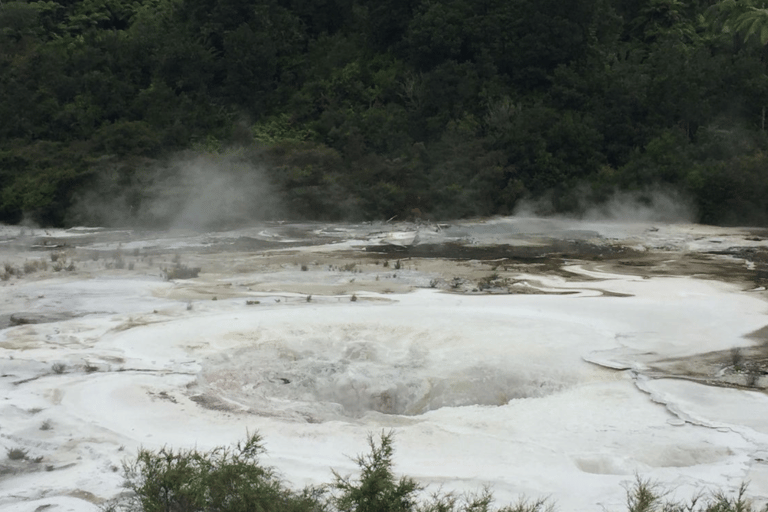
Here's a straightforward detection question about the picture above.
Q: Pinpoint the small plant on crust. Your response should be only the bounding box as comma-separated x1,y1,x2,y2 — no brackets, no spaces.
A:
164,264,201,280
6,447,28,460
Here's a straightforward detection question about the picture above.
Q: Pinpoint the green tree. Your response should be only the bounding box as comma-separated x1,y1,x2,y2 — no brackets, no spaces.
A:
331,432,421,512
707,0,768,129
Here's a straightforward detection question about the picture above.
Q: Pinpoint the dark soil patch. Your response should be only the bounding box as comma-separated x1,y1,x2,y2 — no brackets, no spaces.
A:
9,312,80,326
363,240,640,261
189,394,237,412
643,343,768,391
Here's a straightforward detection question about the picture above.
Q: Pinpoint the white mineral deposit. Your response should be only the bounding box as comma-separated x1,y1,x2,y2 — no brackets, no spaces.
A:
1,217,767,512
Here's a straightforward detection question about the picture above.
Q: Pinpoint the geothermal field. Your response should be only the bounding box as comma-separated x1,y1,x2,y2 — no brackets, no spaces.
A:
1,217,768,511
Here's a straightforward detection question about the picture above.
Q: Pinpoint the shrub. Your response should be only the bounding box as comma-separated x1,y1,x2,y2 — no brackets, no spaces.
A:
106,433,764,512
106,432,320,512
6,447,28,460
330,431,553,512
164,264,201,280
331,431,421,512
624,478,766,512
23,259,47,273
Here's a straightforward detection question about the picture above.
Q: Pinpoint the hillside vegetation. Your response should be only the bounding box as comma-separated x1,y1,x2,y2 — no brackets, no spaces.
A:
3,0,768,226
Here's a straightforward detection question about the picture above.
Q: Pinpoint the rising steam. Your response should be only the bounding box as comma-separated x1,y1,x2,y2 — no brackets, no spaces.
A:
514,186,696,224
67,151,283,230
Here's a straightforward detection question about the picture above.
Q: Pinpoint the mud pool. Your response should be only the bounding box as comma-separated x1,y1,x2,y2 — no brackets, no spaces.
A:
1,217,768,512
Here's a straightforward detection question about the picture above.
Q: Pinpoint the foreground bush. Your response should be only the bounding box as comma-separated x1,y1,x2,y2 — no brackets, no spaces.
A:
105,431,765,512
624,479,767,512
105,432,321,512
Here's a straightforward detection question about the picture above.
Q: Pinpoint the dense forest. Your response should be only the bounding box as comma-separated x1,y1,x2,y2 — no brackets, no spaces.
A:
2,0,768,227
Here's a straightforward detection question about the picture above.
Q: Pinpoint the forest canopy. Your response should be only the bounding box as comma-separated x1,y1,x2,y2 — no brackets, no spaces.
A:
2,0,768,227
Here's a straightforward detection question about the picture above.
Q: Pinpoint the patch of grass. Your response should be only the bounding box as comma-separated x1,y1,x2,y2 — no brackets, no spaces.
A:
51,362,67,374
40,420,53,431
23,260,39,274
52,260,76,272
731,347,744,370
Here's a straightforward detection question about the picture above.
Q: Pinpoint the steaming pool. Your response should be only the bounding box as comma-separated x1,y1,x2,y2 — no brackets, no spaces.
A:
1,217,768,511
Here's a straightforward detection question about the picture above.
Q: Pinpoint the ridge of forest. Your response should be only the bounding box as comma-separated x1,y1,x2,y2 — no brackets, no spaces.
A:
2,0,768,227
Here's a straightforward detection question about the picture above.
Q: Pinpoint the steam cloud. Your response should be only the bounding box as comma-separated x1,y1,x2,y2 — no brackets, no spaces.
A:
69,149,696,229
68,151,283,230
514,186,696,224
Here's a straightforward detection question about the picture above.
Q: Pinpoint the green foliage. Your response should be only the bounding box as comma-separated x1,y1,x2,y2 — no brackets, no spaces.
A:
253,114,317,145
618,130,693,186
331,431,421,512
0,140,90,225
734,7,768,45
706,0,768,46
107,432,318,512
92,121,161,157
106,432,765,512
265,141,356,219
686,151,768,226
109,431,557,512
3,0,768,225
624,477,767,512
